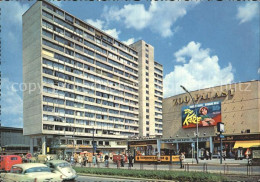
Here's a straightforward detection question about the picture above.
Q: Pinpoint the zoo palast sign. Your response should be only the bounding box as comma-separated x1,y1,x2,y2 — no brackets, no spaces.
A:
173,88,235,105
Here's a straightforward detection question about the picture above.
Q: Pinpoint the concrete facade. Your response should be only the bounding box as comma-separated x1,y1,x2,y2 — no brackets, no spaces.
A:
23,0,163,151
131,41,163,137
163,81,260,138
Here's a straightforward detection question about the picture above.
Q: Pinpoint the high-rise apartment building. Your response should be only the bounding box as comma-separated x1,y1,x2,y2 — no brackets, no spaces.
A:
23,1,163,154
130,41,163,137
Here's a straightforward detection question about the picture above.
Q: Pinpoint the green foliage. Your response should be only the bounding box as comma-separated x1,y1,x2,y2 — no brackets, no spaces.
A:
74,167,225,182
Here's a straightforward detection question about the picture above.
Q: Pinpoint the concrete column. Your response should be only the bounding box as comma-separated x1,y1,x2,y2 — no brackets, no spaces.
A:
30,137,34,154
41,136,46,155
156,139,161,156
176,143,179,152
209,136,213,154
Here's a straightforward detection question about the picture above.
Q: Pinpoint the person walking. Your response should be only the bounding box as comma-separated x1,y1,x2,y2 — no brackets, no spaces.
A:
128,154,134,167
223,150,226,161
120,154,125,167
104,155,109,167
92,155,97,166
206,150,209,160
179,152,185,168
78,155,82,166
83,155,87,167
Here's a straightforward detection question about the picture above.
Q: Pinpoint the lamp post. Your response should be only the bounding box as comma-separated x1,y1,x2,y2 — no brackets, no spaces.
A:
217,122,225,164
180,85,199,164
92,128,95,156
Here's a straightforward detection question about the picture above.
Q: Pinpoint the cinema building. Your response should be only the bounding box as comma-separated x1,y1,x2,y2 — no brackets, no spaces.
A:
162,80,260,158
23,1,163,156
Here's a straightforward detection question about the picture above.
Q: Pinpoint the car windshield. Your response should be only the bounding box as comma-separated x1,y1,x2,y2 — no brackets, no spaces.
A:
24,167,51,173
56,162,70,168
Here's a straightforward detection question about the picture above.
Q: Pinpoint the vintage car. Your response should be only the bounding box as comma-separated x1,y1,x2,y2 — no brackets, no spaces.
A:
0,163,62,182
45,160,77,181
0,155,22,172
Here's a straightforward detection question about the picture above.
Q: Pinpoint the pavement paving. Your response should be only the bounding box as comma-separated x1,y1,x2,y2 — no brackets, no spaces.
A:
74,158,260,176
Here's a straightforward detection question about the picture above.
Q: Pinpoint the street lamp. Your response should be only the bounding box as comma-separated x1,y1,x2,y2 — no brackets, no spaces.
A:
180,85,199,164
92,128,96,156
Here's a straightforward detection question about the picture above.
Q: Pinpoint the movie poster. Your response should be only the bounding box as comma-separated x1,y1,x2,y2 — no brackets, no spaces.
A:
181,101,221,128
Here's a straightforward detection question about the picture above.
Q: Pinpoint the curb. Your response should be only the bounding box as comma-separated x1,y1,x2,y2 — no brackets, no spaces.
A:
77,173,176,182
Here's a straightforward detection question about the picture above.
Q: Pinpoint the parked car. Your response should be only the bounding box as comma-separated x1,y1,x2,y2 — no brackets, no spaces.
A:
0,155,22,172
46,160,77,181
0,163,62,182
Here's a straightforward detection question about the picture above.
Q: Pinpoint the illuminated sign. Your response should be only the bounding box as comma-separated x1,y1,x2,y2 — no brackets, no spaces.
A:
181,101,221,128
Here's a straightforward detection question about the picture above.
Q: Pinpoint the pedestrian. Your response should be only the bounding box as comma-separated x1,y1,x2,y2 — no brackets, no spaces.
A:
86,155,89,163
105,155,109,167
179,152,185,168
83,155,87,167
206,150,209,160
209,151,212,160
78,155,82,166
120,154,124,167
222,150,226,161
92,155,96,166
128,154,134,167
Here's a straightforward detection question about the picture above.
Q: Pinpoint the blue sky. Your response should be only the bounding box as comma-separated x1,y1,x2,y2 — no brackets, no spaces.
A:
0,1,259,127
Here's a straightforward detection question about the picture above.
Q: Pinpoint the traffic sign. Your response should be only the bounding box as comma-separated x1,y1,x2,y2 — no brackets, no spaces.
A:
219,134,225,138
191,143,195,148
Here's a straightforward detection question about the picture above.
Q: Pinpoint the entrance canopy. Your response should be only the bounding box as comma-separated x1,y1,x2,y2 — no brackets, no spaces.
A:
233,140,260,149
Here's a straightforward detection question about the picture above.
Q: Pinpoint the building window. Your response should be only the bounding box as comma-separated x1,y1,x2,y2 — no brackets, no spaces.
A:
146,60,148,64
146,127,149,131
146,121,149,125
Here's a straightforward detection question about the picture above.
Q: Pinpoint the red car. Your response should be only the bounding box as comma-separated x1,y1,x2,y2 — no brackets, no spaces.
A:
0,155,22,172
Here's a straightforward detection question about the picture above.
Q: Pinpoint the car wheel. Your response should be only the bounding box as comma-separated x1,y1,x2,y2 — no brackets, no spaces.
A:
63,178,76,182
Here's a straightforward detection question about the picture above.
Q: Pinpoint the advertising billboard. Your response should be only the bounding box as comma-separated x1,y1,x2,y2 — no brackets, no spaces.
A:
181,101,221,128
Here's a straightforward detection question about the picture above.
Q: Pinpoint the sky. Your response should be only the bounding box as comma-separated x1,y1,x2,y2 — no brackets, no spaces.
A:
0,1,259,128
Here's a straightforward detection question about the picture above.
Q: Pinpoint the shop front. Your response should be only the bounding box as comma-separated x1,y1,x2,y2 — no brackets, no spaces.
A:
213,134,260,159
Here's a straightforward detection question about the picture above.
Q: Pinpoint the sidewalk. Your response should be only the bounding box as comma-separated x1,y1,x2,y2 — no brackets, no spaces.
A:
184,158,248,165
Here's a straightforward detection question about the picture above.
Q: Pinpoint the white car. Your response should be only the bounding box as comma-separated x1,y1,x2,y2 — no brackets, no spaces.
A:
0,163,63,182
46,160,77,181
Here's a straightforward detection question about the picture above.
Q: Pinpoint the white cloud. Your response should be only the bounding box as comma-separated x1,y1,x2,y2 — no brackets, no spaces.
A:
122,38,135,45
1,1,29,25
258,68,260,74
236,3,259,24
163,41,234,98
1,78,23,127
104,29,121,39
86,19,121,39
103,2,198,37
86,19,104,30
50,0,63,8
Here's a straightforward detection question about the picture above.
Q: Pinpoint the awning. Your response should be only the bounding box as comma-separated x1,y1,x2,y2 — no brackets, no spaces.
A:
130,145,147,147
233,140,260,149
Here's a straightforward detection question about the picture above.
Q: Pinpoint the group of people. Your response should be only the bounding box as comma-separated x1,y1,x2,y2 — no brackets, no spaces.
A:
204,150,212,160
118,154,134,167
